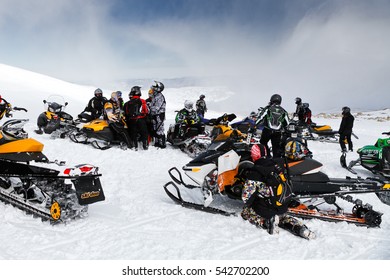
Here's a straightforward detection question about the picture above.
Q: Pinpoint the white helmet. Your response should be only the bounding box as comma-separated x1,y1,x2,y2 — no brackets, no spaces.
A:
184,100,193,110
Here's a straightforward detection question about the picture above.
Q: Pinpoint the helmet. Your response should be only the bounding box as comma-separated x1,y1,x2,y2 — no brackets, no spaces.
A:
2,119,28,141
342,106,350,114
285,140,310,161
184,100,193,110
249,111,257,121
295,97,302,105
94,88,103,98
116,91,122,99
251,143,268,162
270,94,282,105
151,81,164,93
111,92,119,102
130,86,141,97
200,94,205,99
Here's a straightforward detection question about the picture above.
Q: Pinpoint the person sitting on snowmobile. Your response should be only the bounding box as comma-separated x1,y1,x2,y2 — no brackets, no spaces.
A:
339,106,354,153
196,94,207,118
172,100,204,140
294,97,312,125
78,88,107,122
103,92,133,149
0,95,13,120
256,94,290,158
241,143,315,238
149,81,166,148
124,86,149,150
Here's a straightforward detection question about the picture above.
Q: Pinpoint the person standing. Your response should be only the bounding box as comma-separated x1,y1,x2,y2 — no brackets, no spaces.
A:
124,86,149,150
256,94,289,157
196,94,207,118
339,106,354,152
149,81,166,148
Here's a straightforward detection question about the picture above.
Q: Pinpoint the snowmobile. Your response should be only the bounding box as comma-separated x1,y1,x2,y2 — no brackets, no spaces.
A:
0,119,105,223
69,118,128,150
166,120,211,158
287,118,341,143
35,95,78,138
341,132,390,180
164,146,389,227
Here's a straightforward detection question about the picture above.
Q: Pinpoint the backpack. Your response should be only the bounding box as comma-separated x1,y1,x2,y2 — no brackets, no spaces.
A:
125,98,142,118
266,105,285,130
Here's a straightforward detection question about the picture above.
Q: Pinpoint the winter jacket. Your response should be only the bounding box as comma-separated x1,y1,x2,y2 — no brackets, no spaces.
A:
196,99,207,115
123,96,148,121
339,113,354,135
104,99,123,123
85,96,107,119
175,108,200,125
256,104,289,131
150,92,166,116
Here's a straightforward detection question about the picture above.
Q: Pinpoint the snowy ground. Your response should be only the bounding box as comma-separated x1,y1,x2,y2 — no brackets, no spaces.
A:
1,64,390,279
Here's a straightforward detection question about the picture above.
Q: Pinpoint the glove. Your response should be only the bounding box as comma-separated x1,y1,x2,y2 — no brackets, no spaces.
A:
190,120,195,125
108,113,118,122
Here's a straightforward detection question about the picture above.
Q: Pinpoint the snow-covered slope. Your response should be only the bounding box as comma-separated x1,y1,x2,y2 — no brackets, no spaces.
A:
0,64,390,263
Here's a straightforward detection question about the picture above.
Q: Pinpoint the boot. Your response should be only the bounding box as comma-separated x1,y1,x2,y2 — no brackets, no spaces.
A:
279,215,315,239
159,135,166,149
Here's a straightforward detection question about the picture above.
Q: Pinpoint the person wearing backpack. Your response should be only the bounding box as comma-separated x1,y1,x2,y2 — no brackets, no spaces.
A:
241,144,315,238
256,94,289,157
294,97,312,125
124,86,149,150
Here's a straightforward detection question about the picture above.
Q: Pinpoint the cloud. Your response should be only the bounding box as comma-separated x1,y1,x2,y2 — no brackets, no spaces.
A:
0,0,389,112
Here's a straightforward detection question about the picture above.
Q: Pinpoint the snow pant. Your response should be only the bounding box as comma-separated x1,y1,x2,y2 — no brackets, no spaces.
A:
127,118,149,149
152,113,166,148
339,132,353,151
109,122,132,148
260,128,283,158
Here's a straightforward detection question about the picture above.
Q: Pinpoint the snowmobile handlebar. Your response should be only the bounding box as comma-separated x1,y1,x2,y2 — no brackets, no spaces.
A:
382,132,390,136
13,107,28,112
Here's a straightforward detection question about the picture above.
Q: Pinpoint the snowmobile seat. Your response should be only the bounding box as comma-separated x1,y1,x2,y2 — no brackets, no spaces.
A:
290,172,330,183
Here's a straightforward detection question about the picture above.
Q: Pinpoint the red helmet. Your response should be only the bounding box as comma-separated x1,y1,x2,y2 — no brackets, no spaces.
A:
251,144,268,162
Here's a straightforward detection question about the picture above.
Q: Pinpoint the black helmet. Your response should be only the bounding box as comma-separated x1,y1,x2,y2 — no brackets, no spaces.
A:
200,94,205,99
270,94,282,105
342,106,351,114
295,97,302,105
94,88,103,98
130,86,141,97
151,81,164,93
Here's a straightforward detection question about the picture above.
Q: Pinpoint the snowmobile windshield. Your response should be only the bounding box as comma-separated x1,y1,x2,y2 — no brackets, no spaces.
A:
44,95,67,113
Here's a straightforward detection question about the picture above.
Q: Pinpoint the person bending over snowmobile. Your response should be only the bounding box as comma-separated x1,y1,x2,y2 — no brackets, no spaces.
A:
339,106,354,152
149,81,166,148
256,94,289,157
172,100,203,140
124,86,149,150
104,92,132,149
241,143,315,238
78,88,107,122
294,97,312,125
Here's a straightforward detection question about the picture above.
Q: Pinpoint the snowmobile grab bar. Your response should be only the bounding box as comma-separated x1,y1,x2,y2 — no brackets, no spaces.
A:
168,167,199,189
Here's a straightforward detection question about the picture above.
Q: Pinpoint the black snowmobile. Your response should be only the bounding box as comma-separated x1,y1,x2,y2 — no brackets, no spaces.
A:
0,119,105,223
341,132,390,180
166,116,211,158
164,145,389,227
35,95,78,138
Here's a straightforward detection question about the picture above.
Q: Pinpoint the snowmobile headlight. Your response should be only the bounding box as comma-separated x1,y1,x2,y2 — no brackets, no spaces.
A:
287,124,295,131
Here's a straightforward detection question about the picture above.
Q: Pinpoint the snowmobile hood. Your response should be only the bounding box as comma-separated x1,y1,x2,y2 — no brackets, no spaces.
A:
83,119,109,132
0,138,44,154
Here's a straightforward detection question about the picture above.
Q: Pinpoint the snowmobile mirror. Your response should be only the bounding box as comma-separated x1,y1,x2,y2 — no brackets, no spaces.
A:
43,100,47,104
65,102,68,106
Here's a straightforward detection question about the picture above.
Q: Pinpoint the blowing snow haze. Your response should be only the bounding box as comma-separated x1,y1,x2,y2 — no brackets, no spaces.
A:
1,0,389,113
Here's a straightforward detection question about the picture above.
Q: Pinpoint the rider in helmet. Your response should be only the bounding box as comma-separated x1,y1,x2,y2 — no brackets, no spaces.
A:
196,94,207,118
240,144,314,238
256,94,289,157
123,86,149,150
79,88,107,122
149,81,166,148
339,106,354,152
103,92,133,149
294,97,312,125
172,100,203,140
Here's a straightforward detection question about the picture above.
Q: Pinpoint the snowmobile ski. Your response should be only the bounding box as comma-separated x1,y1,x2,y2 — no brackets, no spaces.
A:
340,152,358,174
163,181,235,216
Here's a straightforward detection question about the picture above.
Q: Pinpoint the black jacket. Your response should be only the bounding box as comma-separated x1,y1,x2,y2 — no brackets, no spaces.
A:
339,113,354,135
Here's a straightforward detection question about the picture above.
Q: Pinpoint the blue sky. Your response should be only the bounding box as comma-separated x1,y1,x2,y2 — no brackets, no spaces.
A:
1,0,390,111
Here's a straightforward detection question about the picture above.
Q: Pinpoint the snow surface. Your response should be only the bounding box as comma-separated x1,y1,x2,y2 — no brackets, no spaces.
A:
1,63,390,265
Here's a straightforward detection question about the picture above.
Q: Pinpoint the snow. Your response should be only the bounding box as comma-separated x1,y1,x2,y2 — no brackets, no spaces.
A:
0,63,390,278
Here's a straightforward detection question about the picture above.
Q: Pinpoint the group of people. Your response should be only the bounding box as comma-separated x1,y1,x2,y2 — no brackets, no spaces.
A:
80,81,166,150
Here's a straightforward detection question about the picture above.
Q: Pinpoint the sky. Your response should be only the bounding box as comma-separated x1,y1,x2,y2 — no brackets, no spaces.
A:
1,0,390,112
